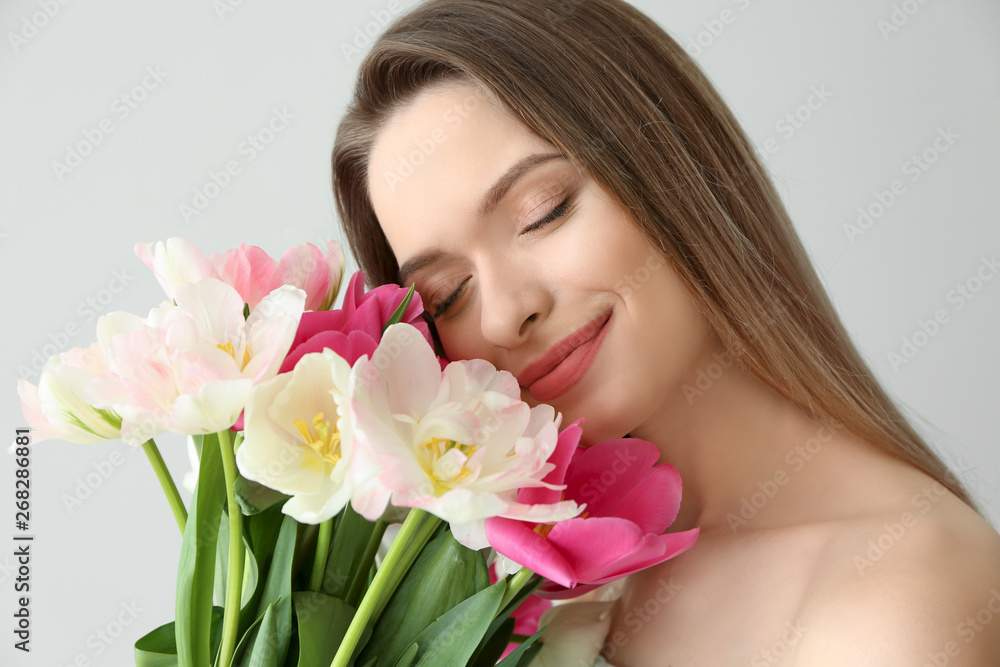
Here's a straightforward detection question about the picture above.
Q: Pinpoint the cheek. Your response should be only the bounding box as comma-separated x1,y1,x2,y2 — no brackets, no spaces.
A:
546,209,639,288
432,319,485,364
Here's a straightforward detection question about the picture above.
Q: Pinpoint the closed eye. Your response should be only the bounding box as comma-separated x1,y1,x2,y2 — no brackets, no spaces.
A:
520,195,572,235
428,193,576,321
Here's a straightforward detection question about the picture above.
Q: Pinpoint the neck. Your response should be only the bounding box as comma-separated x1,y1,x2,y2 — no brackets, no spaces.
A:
629,336,844,535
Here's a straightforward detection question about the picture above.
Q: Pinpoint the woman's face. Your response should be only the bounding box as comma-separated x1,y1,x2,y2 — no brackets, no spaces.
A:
368,81,715,446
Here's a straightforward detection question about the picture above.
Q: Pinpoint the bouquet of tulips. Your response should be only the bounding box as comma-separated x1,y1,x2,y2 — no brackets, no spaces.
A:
15,237,700,667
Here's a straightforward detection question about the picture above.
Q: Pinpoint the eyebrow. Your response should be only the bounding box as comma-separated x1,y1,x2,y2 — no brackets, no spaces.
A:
396,151,564,288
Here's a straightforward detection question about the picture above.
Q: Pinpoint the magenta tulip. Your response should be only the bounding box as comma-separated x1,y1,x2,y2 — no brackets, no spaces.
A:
485,420,700,599
278,269,432,372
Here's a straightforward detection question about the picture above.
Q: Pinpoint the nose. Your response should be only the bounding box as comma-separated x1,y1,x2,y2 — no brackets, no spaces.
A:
477,253,549,351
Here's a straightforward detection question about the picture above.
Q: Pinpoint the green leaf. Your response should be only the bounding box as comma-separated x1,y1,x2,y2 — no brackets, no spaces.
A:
230,599,266,666
135,607,225,667
135,621,181,667
392,643,418,667
410,579,506,667
233,475,291,516
215,510,259,614
382,284,415,333
175,433,226,667
323,504,375,599
234,514,298,666
291,591,356,667
494,625,545,667
239,503,288,638
230,600,282,667
469,576,543,667
357,529,489,667
247,603,281,667
470,616,515,667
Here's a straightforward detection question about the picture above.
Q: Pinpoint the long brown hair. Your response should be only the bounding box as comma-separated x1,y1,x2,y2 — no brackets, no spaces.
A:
331,0,984,516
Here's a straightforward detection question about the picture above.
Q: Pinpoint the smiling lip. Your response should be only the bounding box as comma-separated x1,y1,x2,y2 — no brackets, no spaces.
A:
517,309,613,402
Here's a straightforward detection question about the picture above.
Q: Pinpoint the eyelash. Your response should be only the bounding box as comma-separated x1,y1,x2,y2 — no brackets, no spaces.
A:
428,194,574,321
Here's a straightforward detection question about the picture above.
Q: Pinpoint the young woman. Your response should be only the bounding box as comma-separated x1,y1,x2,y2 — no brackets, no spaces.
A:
331,0,1000,663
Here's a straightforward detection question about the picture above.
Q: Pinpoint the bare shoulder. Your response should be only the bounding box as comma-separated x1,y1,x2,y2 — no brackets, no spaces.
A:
793,482,1000,665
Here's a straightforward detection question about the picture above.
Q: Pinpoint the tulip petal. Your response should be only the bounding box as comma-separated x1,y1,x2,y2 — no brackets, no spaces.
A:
530,600,615,666
582,527,701,586
271,244,330,311
485,516,578,588
281,481,352,524
135,238,218,300
169,379,253,435
518,420,583,506
172,278,246,345
545,516,647,583
241,244,278,308
565,438,683,532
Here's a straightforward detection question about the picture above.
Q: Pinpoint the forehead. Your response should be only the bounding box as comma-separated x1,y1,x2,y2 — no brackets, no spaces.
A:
367,82,553,262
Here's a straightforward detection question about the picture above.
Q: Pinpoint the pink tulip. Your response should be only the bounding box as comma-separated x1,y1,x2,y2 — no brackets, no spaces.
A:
231,271,435,430
485,421,700,599
135,238,345,312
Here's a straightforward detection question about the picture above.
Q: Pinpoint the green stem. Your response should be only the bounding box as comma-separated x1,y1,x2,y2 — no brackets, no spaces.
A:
307,517,335,592
140,438,187,533
510,633,531,643
345,519,388,608
370,515,440,621
330,509,440,667
216,429,245,667
500,567,537,611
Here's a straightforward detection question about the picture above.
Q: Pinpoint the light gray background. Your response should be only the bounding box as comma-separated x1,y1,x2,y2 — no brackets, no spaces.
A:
1,0,998,664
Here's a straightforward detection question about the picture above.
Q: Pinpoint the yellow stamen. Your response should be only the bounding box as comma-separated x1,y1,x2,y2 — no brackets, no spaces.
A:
216,340,252,370
534,523,555,539
293,411,341,466
417,436,477,495
532,492,586,539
